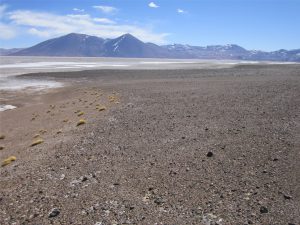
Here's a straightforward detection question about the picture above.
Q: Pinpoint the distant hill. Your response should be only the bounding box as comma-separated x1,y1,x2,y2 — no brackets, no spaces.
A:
8,33,300,62
0,48,24,56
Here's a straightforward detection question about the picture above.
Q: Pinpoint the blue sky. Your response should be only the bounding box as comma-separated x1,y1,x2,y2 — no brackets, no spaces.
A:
0,0,299,51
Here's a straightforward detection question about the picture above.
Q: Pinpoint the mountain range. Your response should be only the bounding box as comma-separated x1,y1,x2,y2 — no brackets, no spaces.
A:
3,33,300,62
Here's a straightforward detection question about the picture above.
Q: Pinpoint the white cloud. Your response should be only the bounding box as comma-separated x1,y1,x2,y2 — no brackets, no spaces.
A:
0,5,17,39
148,2,159,8
73,8,85,13
6,10,169,43
28,27,51,37
93,18,115,24
177,9,187,14
0,22,16,39
93,5,118,14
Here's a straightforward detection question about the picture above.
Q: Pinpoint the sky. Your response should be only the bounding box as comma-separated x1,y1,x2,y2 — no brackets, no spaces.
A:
0,0,299,51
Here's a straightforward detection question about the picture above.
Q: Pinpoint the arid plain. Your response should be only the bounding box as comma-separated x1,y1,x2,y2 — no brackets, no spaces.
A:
0,62,299,224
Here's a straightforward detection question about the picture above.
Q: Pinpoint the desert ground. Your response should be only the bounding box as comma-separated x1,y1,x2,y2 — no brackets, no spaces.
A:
0,64,299,224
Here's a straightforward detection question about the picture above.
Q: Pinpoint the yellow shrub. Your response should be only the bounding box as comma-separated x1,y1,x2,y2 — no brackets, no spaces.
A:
33,134,40,138
2,156,16,167
77,112,84,116
77,119,86,126
98,106,107,111
31,138,44,147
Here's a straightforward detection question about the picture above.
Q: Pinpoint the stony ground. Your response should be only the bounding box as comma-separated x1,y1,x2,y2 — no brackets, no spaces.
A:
0,65,300,225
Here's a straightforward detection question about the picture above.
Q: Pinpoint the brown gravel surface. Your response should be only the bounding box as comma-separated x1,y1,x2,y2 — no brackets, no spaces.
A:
0,64,300,225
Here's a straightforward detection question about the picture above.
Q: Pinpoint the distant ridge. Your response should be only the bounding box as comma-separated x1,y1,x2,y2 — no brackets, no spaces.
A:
0,48,24,56
8,33,300,62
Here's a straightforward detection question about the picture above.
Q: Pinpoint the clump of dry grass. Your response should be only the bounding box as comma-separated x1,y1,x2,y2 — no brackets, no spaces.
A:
31,138,44,147
39,130,47,134
77,111,84,116
108,95,120,103
77,119,86,126
2,156,16,167
98,106,107,111
33,134,40,138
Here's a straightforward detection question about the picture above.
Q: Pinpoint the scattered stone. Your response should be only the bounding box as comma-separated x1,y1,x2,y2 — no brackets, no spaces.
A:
48,208,60,218
207,151,213,157
154,197,165,205
0,146,4,150
0,135,5,139
81,176,88,182
260,206,268,214
283,193,292,200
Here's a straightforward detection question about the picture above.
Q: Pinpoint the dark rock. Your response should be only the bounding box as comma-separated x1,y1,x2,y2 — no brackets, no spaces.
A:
154,197,165,205
207,151,213,157
81,176,88,182
260,206,268,213
48,208,60,218
283,194,292,200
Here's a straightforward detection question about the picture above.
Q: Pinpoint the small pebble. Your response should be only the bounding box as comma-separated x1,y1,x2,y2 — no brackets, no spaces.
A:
283,194,292,200
48,208,60,218
260,206,268,214
81,176,88,182
207,151,213,157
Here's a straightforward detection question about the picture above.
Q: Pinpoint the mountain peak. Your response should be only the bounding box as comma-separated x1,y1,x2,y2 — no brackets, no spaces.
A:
65,33,88,37
116,33,141,42
8,33,300,61
122,33,135,38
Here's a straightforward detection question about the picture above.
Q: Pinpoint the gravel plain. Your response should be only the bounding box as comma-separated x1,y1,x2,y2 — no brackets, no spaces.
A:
0,64,299,224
